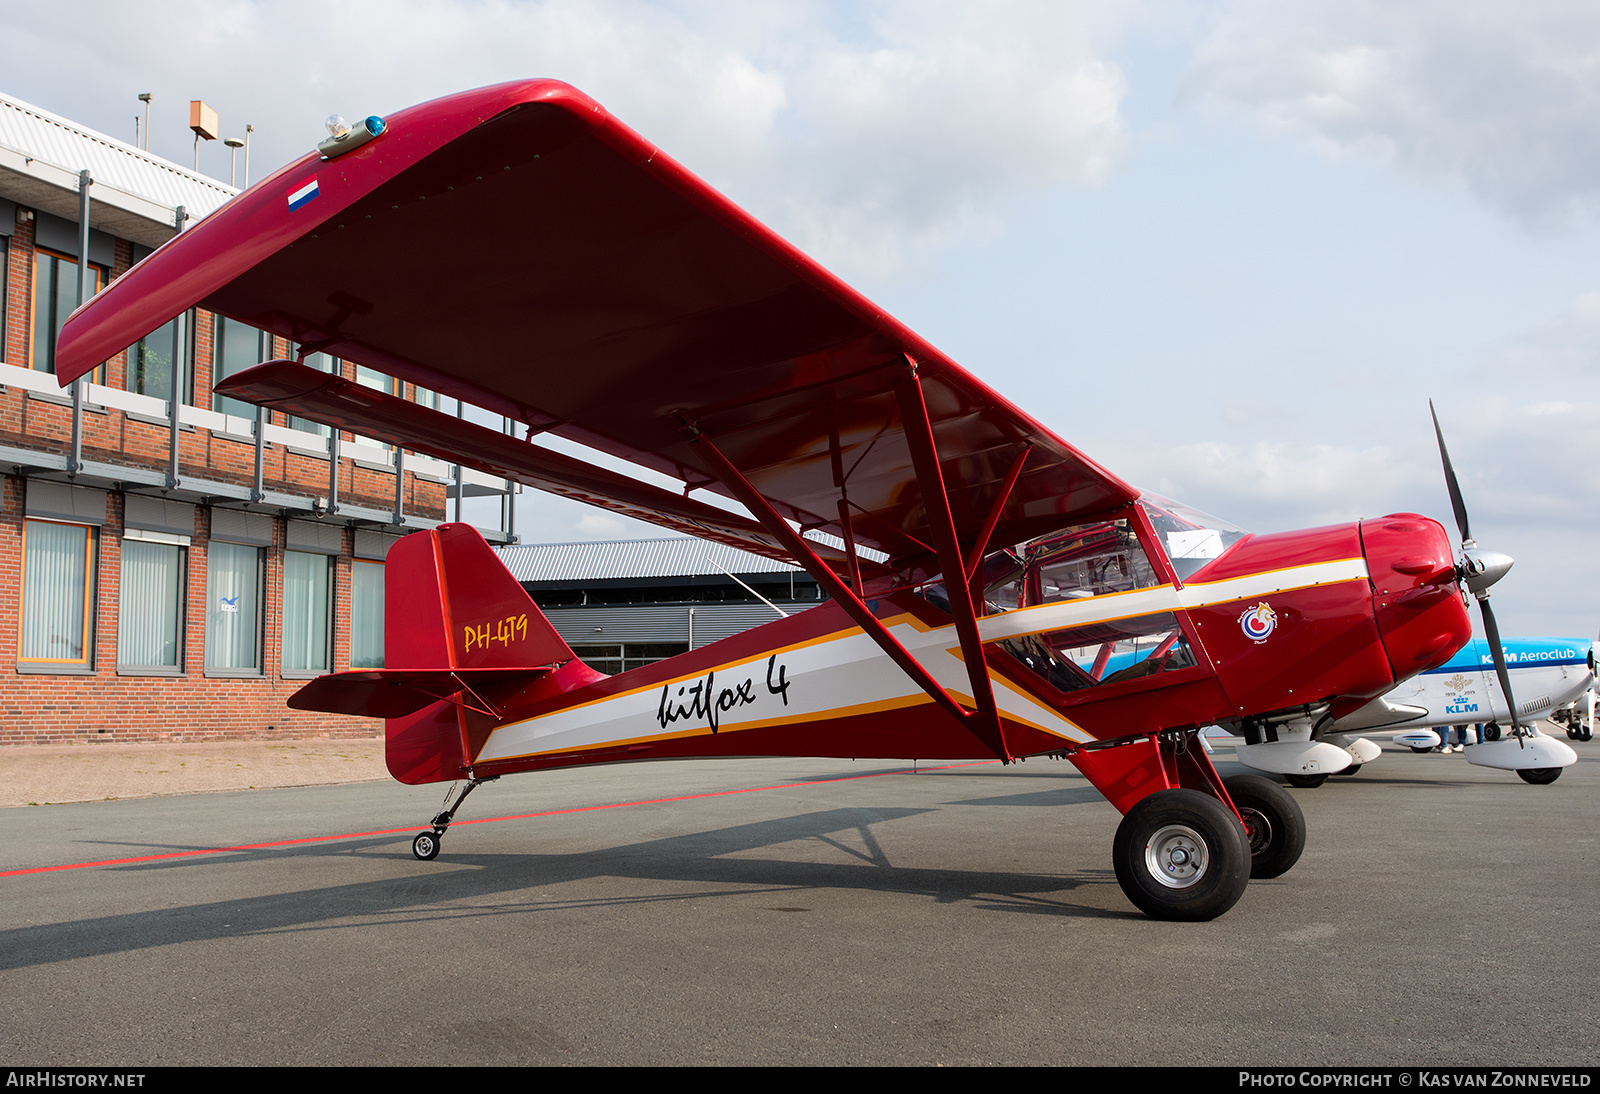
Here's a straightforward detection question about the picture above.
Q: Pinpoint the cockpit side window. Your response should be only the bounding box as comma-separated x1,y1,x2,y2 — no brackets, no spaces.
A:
916,517,1164,618
993,611,1198,695
983,518,1162,611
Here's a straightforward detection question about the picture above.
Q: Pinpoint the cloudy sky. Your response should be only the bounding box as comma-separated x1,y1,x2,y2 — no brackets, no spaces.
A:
5,0,1597,638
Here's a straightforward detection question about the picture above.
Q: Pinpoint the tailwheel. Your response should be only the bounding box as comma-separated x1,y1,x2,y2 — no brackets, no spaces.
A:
1285,773,1328,788
408,775,496,861
1516,767,1561,785
1113,788,1251,921
1223,774,1307,879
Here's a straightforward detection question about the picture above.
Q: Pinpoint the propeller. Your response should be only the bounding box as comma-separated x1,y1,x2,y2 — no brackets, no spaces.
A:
1430,400,1522,743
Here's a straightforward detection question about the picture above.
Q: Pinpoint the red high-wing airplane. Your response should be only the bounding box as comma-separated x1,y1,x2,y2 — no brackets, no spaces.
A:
56,80,1479,920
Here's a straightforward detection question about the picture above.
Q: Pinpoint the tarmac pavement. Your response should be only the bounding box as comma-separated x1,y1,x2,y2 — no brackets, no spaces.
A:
2,732,1595,1066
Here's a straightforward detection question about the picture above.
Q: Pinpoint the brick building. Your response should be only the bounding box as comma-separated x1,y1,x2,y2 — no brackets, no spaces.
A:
0,91,510,746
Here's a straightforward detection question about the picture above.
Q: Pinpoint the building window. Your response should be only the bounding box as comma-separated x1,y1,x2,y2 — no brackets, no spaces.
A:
118,539,184,670
205,541,262,672
412,384,456,415
352,366,397,451
213,316,266,419
282,550,331,674
569,643,688,675
32,248,105,377
351,559,384,669
19,519,94,666
126,311,192,404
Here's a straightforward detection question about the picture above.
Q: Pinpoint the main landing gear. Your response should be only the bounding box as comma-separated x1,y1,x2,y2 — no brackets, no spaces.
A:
1223,774,1306,879
411,776,497,861
1113,789,1252,921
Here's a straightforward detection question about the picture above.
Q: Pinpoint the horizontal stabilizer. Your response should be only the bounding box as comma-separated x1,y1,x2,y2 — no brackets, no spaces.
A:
289,666,558,718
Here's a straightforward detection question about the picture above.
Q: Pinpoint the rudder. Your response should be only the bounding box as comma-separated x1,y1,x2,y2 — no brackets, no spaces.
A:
382,523,580,784
386,522,574,670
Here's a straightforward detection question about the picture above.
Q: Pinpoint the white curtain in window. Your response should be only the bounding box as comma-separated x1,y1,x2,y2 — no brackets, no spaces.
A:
351,560,384,669
21,521,88,661
119,540,181,667
282,550,330,673
206,542,260,670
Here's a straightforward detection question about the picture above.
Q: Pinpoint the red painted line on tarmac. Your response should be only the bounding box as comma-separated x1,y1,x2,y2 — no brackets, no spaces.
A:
2,760,999,878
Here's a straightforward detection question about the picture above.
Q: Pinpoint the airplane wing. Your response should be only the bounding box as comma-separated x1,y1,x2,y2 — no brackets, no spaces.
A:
212,358,809,564
55,79,1136,576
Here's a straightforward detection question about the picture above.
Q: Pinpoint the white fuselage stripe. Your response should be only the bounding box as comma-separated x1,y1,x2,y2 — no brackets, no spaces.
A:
475,557,1370,764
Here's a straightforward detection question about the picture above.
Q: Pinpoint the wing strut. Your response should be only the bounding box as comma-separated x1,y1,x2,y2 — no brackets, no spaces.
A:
963,443,1031,600
685,419,1006,758
893,362,1009,761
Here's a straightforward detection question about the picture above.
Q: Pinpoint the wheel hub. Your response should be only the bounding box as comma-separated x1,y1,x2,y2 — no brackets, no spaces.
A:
1239,807,1272,854
1145,824,1209,888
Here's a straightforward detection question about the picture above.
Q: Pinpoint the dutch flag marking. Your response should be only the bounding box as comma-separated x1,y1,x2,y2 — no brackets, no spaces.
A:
288,179,319,211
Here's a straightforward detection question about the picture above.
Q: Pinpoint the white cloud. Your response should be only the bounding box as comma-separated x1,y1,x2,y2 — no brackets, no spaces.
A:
1487,291,1600,379
1105,392,1600,638
1185,0,1600,228
574,511,632,539
1,0,1135,279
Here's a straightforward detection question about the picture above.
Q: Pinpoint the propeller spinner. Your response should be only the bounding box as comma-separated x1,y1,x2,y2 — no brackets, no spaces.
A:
1429,400,1523,742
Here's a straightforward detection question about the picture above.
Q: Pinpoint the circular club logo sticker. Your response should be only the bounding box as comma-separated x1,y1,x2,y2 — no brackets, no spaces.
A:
1238,602,1277,643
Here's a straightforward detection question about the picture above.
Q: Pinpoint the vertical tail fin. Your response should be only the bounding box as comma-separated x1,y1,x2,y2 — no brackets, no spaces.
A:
387,522,574,670
290,523,594,783
382,523,586,784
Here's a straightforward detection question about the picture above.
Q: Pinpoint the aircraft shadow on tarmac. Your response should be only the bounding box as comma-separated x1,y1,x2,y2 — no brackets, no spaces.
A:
936,786,1108,808
3,805,1126,972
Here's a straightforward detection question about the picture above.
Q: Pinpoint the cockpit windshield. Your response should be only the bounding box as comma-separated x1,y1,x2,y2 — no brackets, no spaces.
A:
1138,494,1250,580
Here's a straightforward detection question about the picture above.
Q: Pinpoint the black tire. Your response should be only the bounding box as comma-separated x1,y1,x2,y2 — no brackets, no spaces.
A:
1409,746,1433,755
1568,728,1581,740
413,831,442,860
1334,763,1362,776
1113,788,1251,921
1579,725,1593,743
1223,774,1307,879
1516,767,1561,785
1285,773,1328,788
1483,723,1502,742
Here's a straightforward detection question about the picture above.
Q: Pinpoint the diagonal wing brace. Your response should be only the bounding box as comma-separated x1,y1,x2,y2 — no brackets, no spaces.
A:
683,367,1018,761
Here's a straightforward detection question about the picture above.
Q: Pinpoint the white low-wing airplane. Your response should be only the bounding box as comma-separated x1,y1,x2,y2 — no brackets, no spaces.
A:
1236,636,1592,785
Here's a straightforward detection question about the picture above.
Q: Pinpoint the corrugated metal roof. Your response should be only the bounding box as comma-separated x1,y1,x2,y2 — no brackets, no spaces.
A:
0,91,237,246
497,537,803,582
547,602,817,649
